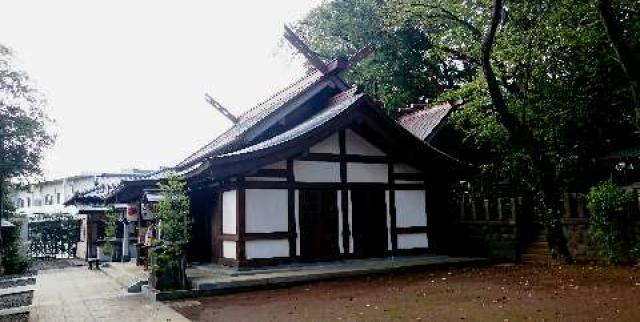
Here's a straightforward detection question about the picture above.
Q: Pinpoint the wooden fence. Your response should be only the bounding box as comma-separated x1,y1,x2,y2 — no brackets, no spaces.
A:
456,195,523,225
452,190,640,260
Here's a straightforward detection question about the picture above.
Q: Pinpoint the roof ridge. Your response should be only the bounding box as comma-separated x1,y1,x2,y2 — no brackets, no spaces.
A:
398,100,459,122
238,69,323,119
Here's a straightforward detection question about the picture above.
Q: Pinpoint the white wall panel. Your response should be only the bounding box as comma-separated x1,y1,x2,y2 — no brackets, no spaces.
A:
293,161,340,182
393,163,422,174
245,239,289,259
395,190,427,227
261,161,287,169
245,189,288,233
347,163,388,183
222,240,237,259
397,233,428,249
345,129,386,156
222,190,237,234
309,133,340,154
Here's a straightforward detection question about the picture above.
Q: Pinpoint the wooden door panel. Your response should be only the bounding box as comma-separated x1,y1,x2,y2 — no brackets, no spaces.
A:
299,189,339,260
351,189,388,258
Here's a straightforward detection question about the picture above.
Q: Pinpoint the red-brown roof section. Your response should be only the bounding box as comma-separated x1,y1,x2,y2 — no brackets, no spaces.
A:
397,101,459,142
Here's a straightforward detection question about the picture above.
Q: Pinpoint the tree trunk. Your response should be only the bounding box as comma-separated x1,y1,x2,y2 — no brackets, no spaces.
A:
481,0,574,262
597,0,640,127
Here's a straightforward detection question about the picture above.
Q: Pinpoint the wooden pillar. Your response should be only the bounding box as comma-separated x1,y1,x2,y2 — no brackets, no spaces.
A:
286,159,297,257
339,130,350,255
236,178,246,264
387,160,397,252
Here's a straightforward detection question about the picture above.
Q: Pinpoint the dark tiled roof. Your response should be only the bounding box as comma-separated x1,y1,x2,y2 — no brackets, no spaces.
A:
221,90,363,157
65,183,121,205
176,70,328,168
397,102,457,141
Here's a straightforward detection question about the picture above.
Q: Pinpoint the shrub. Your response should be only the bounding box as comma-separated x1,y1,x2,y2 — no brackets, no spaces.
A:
586,182,637,264
1,221,31,274
101,207,119,257
151,174,191,290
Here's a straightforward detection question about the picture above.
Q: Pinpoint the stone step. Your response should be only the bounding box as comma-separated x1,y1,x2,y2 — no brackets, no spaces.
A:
100,262,149,290
520,253,551,263
0,305,31,317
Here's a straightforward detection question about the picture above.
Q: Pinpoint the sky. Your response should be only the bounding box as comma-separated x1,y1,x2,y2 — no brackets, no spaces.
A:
0,0,323,180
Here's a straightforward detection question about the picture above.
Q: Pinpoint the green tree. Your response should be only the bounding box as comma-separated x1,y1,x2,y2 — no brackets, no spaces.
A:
1,44,54,272
300,0,639,260
294,0,477,109
152,174,191,290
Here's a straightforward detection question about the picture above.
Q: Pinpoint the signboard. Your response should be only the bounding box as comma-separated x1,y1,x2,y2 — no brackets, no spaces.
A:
141,202,155,220
126,204,139,221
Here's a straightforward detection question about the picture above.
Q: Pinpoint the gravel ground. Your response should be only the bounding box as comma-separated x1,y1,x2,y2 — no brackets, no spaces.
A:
0,278,35,290
0,291,34,310
0,312,29,322
172,264,640,321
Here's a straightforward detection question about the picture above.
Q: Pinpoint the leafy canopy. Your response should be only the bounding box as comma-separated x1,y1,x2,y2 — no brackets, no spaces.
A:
297,0,639,193
0,45,54,181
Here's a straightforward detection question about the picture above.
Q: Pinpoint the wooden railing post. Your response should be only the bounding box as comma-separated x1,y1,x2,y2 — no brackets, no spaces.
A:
471,197,477,221
459,194,466,221
510,197,517,225
563,193,571,219
576,193,585,219
483,199,490,221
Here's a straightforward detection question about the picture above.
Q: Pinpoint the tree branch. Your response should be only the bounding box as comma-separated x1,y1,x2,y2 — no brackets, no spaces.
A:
597,0,640,127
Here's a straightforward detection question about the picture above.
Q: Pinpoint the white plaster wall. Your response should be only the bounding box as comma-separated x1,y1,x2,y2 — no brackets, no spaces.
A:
222,240,237,259
245,189,288,233
222,190,237,234
293,161,340,182
395,190,427,227
245,239,290,259
309,133,340,154
393,163,422,174
345,129,386,156
261,160,287,169
397,233,428,249
347,163,388,183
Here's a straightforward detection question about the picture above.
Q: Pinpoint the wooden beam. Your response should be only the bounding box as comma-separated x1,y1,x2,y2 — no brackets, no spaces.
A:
284,24,328,74
346,45,374,70
205,93,238,124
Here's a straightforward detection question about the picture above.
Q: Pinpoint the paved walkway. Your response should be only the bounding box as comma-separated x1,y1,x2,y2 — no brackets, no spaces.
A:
30,267,189,322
